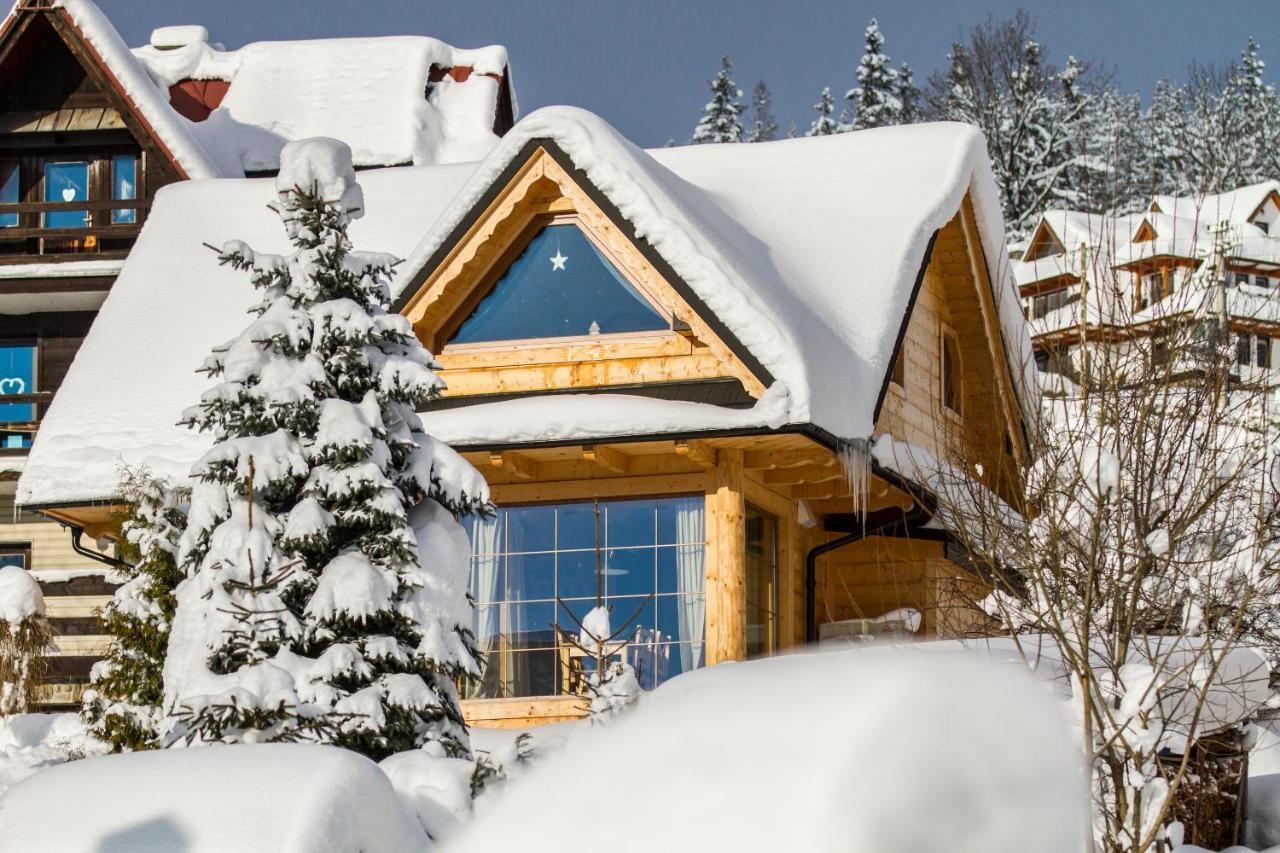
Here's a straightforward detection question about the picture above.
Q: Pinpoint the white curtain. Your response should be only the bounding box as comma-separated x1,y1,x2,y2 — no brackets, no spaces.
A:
470,515,503,694
674,497,706,672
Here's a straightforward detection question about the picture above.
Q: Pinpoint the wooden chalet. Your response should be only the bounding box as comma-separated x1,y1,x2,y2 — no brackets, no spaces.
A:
0,0,515,707
19,109,1037,728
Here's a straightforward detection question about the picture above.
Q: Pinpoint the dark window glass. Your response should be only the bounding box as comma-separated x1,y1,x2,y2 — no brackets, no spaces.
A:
0,161,17,228
43,161,89,229
0,549,27,569
1256,275,1270,289
1238,336,1252,366
1258,337,1271,369
111,155,137,224
942,333,961,412
449,224,669,344
745,507,778,658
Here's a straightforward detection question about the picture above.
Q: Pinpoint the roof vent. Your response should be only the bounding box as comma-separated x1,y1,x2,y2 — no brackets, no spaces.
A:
149,25,209,51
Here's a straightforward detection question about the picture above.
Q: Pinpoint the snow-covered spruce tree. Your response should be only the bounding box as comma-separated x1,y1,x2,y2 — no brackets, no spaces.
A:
896,63,921,124
807,87,839,137
82,469,186,751
747,80,778,143
845,18,901,130
165,138,490,761
691,56,744,144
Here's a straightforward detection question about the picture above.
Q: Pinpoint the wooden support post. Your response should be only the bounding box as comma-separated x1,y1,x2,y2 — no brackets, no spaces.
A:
488,450,538,480
704,448,746,665
581,444,631,475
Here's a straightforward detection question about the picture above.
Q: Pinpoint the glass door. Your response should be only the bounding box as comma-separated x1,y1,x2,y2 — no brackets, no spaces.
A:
745,506,778,658
43,161,89,229
0,343,35,449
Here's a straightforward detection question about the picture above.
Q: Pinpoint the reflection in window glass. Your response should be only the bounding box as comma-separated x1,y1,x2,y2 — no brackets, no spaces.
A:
112,155,137,224
448,224,669,345
745,507,778,658
0,549,27,569
463,496,705,699
43,161,89,229
0,344,35,449
0,161,17,228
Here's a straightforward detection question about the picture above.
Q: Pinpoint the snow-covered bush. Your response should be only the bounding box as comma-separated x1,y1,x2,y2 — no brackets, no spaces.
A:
164,136,490,759
0,567,51,716
83,468,187,751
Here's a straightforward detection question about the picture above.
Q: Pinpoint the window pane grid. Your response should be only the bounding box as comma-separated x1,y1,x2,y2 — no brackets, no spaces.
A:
464,496,705,699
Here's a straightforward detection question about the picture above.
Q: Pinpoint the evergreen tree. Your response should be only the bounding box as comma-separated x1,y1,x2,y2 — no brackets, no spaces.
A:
165,138,489,761
845,18,901,130
808,87,839,136
1147,78,1190,195
82,469,186,751
691,56,744,144
1230,38,1280,182
747,80,779,142
897,63,921,124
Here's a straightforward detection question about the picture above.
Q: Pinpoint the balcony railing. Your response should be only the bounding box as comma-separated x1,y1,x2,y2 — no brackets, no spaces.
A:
0,198,148,264
0,391,54,454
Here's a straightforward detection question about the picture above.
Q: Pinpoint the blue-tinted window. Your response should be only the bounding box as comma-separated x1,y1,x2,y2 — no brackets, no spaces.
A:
463,495,705,698
111,155,137,224
0,161,17,228
0,550,26,569
43,161,89,229
448,224,669,345
0,344,35,450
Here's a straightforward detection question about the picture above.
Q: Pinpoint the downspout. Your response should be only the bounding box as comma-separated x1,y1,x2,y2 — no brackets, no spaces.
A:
69,525,130,573
804,502,932,644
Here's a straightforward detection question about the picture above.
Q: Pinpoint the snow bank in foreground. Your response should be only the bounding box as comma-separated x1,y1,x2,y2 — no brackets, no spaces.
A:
0,743,429,853
446,648,1085,853
0,714,106,797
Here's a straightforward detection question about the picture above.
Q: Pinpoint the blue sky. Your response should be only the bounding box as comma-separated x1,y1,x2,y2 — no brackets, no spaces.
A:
99,0,1280,148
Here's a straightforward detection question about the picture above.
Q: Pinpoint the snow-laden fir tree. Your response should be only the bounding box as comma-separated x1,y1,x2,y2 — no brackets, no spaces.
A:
896,63,921,123
691,56,744,144
164,137,490,761
807,87,839,136
844,18,901,130
747,80,778,142
82,469,186,751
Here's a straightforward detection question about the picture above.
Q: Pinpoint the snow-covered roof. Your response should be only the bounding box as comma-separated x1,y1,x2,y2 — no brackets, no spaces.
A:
18,110,1034,508
1151,181,1280,227
40,0,511,178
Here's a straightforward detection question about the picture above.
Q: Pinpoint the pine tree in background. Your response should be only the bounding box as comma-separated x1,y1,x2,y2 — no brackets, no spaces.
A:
845,18,901,130
1230,38,1280,182
747,80,778,142
165,137,490,761
82,470,186,751
1147,78,1189,195
691,56,744,144
897,63,921,124
808,87,838,136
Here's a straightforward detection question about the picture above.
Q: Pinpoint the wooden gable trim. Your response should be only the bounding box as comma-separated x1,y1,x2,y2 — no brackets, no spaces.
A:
1022,219,1065,261
42,7,188,181
871,230,937,424
393,138,773,390
1245,189,1280,225
1133,219,1158,242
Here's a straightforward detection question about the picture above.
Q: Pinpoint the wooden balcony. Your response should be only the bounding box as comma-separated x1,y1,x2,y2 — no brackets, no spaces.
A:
0,197,147,264
0,391,54,457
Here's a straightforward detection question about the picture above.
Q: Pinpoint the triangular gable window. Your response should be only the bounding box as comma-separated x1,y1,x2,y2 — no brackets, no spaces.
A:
448,223,669,345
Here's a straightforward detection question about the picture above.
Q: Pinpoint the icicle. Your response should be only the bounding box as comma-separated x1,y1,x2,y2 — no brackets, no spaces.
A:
837,437,872,515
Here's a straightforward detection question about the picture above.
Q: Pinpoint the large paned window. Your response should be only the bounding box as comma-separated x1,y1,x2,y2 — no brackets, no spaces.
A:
448,223,669,345
463,495,706,699
43,161,89,229
0,545,29,569
0,161,17,229
745,507,778,658
0,343,35,449
111,154,137,224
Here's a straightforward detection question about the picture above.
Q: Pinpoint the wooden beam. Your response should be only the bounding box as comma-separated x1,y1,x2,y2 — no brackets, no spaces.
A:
581,444,631,475
704,449,746,665
488,450,539,480
490,472,713,505
743,449,832,470
762,464,844,486
790,481,852,501
674,438,717,468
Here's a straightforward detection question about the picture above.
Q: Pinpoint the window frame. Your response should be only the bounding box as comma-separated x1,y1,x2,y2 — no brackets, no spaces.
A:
0,338,38,450
438,212,677,353
0,542,32,570
940,325,962,415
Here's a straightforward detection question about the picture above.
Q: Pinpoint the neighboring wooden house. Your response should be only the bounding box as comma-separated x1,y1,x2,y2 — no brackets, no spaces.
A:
19,108,1037,727
1015,184,1280,388
0,0,515,707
